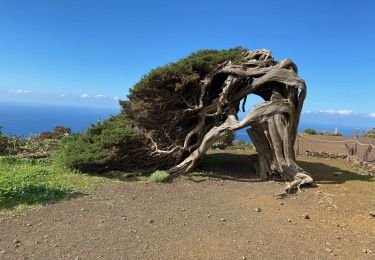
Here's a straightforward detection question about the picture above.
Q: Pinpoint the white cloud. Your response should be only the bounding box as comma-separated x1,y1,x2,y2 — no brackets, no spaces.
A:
114,96,119,100
9,89,31,94
80,93,89,98
303,110,312,114
95,94,104,98
367,113,375,118
319,109,353,116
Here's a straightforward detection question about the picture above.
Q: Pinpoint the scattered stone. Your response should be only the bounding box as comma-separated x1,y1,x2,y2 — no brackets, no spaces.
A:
26,223,32,227
247,197,251,199
220,218,226,222
207,214,212,218
242,256,247,260
287,219,292,223
101,220,105,223
279,202,284,205
325,248,333,253
363,248,372,254
303,214,310,220
0,250,6,254
80,208,85,212
148,219,154,224
369,211,375,217
254,208,262,212
180,208,186,212
334,171,343,176
12,239,20,244
122,216,127,220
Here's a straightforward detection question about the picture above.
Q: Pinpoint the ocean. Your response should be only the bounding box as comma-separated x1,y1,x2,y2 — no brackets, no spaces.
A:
0,102,120,137
0,102,373,140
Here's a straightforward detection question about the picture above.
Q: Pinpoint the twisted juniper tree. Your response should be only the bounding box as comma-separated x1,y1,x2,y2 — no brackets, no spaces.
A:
122,48,312,191
64,47,312,192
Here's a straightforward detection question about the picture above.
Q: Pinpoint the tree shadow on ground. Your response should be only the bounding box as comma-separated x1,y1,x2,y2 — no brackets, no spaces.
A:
192,152,374,185
194,153,259,182
0,186,83,211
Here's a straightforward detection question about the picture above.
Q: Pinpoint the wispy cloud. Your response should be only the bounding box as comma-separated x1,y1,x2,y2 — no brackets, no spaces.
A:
319,109,353,116
367,112,375,118
302,110,312,114
3,89,121,107
9,89,31,94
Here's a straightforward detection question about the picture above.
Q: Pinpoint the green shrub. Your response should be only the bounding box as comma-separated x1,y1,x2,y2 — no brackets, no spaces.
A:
150,170,170,182
364,128,375,138
59,115,148,173
231,140,255,150
212,132,236,149
303,128,317,135
0,131,22,156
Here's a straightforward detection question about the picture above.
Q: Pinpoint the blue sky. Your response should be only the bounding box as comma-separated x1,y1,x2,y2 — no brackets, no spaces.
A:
0,0,374,118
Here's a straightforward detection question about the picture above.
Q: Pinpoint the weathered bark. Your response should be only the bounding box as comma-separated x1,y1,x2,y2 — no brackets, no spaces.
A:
148,49,313,192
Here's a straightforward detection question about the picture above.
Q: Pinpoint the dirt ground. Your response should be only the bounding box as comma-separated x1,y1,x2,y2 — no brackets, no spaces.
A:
1,152,375,259
298,134,375,162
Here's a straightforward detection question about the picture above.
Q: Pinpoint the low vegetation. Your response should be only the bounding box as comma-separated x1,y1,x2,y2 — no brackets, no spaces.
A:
150,170,170,182
59,115,153,173
364,128,375,138
302,128,342,136
303,128,318,135
0,156,101,211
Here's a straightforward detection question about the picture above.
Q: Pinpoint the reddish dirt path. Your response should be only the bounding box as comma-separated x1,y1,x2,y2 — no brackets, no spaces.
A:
1,153,375,259
298,134,375,162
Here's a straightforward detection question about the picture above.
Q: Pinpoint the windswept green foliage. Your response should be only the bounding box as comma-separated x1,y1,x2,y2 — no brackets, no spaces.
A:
61,48,250,173
129,48,246,96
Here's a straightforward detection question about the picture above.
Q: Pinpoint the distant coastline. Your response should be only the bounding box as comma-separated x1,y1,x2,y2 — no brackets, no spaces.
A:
0,101,373,139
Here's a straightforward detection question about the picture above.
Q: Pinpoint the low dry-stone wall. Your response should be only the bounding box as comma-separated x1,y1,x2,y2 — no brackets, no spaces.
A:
305,150,348,160
305,150,375,175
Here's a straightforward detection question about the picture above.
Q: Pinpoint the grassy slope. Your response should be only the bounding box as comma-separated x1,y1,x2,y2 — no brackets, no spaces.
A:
0,156,105,212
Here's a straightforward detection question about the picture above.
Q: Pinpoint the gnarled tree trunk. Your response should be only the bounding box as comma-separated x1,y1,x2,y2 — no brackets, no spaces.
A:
165,50,313,192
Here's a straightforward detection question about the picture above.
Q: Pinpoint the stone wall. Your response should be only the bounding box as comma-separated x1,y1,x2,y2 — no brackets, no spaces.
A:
304,150,375,175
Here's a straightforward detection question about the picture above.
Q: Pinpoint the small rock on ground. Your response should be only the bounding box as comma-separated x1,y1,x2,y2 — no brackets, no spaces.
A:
303,214,310,219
